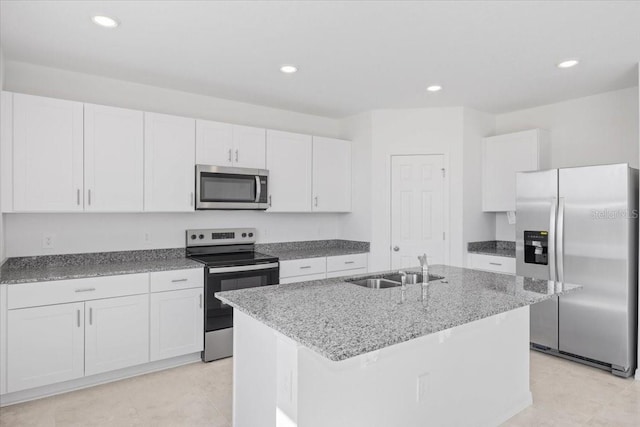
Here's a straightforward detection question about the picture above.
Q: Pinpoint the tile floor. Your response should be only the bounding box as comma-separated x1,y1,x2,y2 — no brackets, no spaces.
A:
0,351,638,426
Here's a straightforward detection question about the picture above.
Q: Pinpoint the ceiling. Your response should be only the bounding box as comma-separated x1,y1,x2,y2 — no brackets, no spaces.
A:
1,1,639,118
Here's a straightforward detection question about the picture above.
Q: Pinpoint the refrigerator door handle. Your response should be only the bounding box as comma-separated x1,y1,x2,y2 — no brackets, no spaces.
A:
549,198,558,282
557,197,566,283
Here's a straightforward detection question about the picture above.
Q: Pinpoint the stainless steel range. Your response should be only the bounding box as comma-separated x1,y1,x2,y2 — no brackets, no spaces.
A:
186,228,279,362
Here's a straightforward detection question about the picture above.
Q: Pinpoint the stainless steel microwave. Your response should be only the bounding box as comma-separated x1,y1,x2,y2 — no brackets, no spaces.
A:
195,165,269,210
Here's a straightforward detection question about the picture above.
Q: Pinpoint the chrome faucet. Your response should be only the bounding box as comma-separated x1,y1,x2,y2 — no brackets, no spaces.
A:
398,270,407,290
418,254,429,284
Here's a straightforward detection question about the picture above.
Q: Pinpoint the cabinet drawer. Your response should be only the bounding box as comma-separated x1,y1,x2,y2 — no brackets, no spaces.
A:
326,253,367,272
280,272,326,284
468,254,515,274
8,274,149,309
150,268,204,292
279,257,326,278
326,267,367,279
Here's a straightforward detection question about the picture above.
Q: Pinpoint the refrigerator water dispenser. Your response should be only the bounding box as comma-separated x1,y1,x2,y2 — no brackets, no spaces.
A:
524,231,548,265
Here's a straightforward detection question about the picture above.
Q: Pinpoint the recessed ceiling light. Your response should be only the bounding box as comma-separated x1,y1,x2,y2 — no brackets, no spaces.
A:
426,85,442,92
280,65,298,74
92,15,120,28
557,59,579,69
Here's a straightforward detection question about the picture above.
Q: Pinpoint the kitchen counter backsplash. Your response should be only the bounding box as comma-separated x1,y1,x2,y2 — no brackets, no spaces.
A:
467,240,515,258
257,239,370,261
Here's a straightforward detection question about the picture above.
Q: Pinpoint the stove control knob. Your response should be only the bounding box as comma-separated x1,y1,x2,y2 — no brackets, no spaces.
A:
248,232,254,237
242,233,247,238
190,234,197,240
198,234,204,239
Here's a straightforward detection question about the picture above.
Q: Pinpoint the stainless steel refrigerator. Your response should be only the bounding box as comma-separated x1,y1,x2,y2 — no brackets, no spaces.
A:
516,163,638,377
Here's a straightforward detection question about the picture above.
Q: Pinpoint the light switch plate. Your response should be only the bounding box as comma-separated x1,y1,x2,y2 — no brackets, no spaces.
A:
42,233,55,249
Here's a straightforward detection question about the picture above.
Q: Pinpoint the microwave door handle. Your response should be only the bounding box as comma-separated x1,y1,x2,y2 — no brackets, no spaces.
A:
255,176,261,203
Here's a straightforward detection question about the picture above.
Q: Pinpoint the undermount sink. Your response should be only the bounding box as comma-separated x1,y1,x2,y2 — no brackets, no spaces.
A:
348,272,445,289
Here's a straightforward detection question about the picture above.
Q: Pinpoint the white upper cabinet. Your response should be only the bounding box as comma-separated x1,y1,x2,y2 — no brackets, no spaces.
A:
144,113,196,212
196,121,266,169
266,130,312,212
233,125,266,169
482,129,550,212
312,137,351,212
84,104,144,212
12,93,84,212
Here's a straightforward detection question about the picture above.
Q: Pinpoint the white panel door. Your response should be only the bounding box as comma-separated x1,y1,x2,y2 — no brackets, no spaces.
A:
233,125,266,169
7,302,84,392
144,113,196,211
150,288,204,361
391,155,445,269
266,130,312,212
84,294,149,376
195,120,233,166
13,93,84,212
312,137,351,212
84,104,144,212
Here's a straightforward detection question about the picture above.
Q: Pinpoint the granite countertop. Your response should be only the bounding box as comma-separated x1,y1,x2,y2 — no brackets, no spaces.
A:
0,249,203,285
216,265,580,362
467,240,515,258
256,239,369,261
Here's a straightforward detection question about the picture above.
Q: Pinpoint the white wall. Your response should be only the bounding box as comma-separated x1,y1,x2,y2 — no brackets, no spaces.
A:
495,87,640,241
0,48,4,263
2,61,347,257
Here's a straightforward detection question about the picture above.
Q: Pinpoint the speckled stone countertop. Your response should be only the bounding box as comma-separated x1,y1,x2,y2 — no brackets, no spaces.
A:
256,239,369,261
0,248,202,285
216,265,580,361
467,240,515,258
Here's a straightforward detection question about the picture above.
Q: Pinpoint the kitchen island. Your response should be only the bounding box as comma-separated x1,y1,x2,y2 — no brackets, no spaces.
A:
216,265,580,427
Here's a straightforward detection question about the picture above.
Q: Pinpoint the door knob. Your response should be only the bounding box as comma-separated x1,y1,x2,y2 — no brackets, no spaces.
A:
393,246,400,252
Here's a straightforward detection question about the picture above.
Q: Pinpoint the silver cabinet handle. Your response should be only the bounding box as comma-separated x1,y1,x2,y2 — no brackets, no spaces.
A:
171,278,188,283
77,189,80,206
77,309,81,327
88,189,92,206
489,262,502,266
89,307,93,325
75,287,96,293
393,246,400,252
344,261,355,265
268,195,272,207
199,294,203,309
300,266,312,269
235,149,239,163
228,149,232,162
314,196,318,207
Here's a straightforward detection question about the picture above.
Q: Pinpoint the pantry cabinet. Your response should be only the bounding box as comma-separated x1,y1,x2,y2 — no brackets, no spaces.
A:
482,129,550,212
144,113,196,211
84,104,144,212
84,294,149,376
7,302,85,392
11,93,84,212
196,121,266,169
312,137,351,212
266,130,313,212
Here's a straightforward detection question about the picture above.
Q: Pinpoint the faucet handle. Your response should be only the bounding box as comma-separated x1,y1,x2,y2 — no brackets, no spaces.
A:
418,254,429,267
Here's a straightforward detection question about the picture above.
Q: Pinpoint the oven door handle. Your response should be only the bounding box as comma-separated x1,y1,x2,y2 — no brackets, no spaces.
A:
255,176,261,203
209,262,279,274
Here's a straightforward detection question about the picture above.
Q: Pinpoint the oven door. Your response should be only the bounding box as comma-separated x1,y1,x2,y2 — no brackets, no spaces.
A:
196,165,268,210
205,262,279,334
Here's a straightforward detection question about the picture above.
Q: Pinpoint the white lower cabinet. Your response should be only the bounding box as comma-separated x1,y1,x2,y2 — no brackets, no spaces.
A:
150,288,204,362
279,253,369,284
7,302,85,392
467,253,516,274
85,294,149,376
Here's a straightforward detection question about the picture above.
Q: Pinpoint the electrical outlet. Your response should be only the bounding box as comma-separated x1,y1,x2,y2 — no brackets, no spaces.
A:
416,372,429,403
144,232,151,242
42,233,56,249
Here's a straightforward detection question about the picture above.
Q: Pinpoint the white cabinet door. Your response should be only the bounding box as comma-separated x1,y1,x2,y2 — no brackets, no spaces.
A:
233,125,266,169
84,294,149,376
12,93,83,212
482,129,548,212
84,104,144,212
312,137,351,212
266,130,312,212
195,120,233,166
150,288,204,361
144,113,196,211
7,302,84,392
